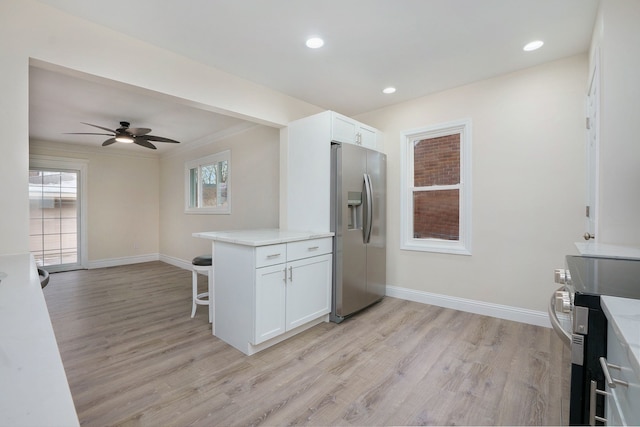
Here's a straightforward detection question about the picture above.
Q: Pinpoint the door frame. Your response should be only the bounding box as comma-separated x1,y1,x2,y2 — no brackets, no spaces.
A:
585,49,600,240
29,154,88,270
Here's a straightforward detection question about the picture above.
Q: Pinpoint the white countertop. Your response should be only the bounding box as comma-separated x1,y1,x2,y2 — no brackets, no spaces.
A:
193,228,334,246
601,295,640,381
0,253,79,427
575,242,640,259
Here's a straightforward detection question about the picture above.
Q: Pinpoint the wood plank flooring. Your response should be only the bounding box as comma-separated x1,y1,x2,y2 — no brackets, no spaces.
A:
44,262,564,426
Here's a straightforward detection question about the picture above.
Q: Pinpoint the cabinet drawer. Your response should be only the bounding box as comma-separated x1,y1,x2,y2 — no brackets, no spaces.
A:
255,244,286,268
287,237,332,261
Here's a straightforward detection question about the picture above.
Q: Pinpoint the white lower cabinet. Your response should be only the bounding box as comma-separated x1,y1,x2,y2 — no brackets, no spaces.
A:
254,263,287,343
604,321,640,426
286,255,332,329
254,252,332,344
214,236,332,355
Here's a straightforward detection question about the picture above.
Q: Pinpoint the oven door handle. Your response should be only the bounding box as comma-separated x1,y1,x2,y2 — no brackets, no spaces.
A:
548,286,572,346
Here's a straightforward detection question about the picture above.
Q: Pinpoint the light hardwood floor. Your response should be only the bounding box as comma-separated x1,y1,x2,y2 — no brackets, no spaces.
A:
44,262,564,426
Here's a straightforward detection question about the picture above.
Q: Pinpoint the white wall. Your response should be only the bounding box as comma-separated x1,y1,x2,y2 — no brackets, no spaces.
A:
589,0,640,246
29,141,160,263
357,55,587,313
159,125,280,263
0,0,322,255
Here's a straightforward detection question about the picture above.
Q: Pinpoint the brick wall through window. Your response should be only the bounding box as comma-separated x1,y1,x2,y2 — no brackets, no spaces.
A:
413,134,460,240
413,190,459,240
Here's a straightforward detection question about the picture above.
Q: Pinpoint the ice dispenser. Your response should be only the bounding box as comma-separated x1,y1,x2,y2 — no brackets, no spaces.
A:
347,191,362,230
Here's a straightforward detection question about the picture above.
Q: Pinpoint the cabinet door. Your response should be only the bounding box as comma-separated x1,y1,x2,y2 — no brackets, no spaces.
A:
254,264,286,344
359,125,377,150
331,114,358,144
286,254,332,330
606,322,640,425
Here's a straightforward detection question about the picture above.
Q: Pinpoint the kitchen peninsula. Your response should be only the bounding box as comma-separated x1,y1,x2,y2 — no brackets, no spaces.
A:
193,229,334,355
0,253,79,426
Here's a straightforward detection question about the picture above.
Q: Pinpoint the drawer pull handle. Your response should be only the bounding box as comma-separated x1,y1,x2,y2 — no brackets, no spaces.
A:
308,246,320,250
599,357,629,388
266,253,281,259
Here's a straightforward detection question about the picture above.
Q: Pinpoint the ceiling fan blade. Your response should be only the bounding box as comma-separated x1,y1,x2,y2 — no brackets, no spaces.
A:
102,138,117,146
81,122,117,133
134,139,157,150
142,134,181,144
126,127,152,136
64,132,114,136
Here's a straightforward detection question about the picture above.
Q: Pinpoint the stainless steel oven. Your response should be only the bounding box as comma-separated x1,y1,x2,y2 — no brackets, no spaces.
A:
549,255,640,426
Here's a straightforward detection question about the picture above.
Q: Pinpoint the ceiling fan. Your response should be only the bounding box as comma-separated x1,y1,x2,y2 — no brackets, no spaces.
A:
65,121,180,150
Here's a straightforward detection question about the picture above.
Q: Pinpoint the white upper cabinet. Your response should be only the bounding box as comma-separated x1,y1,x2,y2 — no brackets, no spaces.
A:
283,111,381,232
331,112,378,150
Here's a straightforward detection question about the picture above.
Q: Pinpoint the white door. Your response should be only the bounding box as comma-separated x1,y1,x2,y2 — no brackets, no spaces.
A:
585,55,599,241
29,166,86,272
254,264,286,344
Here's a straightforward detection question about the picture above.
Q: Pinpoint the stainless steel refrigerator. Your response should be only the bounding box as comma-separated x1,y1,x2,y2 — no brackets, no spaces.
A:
330,142,386,323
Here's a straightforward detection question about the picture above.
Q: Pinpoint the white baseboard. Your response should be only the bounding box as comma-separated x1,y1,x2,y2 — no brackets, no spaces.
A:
159,254,192,271
88,253,160,269
88,254,195,271
385,285,551,328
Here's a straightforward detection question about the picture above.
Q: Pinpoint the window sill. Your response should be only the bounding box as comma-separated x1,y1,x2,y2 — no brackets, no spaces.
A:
401,241,471,256
184,209,230,215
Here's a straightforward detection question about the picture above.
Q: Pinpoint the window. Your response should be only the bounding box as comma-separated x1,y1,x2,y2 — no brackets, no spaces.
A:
400,119,471,255
185,150,231,214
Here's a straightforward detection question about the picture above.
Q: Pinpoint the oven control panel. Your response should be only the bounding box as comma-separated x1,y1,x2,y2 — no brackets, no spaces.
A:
553,268,572,314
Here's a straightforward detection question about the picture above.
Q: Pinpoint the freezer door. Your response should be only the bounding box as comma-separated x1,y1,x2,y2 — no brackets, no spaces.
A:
366,149,386,302
332,143,367,318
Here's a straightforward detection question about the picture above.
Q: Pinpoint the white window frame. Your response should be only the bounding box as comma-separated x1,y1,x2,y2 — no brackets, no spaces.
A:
400,119,472,255
184,150,231,214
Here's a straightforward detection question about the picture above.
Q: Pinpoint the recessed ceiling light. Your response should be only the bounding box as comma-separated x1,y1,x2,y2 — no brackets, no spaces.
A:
306,37,324,49
382,87,396,94
523,40,544,51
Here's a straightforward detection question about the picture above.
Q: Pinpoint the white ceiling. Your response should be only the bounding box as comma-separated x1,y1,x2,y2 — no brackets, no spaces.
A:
29,67,254,154
30,0,599,153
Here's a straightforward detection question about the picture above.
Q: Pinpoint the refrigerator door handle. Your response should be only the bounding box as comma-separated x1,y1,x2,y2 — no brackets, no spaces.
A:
363,173,373,244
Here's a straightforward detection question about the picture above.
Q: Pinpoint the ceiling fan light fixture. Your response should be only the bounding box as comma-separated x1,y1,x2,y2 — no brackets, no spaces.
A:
68,122,179,149
115,135,134,143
